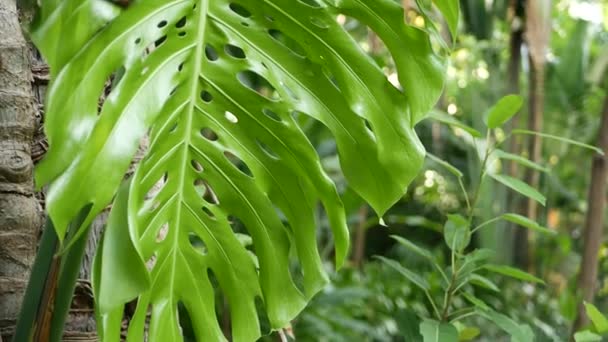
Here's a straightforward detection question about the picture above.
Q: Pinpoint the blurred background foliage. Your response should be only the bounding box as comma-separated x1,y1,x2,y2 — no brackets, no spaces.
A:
258,0,608,340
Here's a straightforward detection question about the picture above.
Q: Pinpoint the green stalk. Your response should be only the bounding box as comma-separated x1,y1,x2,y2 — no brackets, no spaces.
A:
49,223,92,342
13,206,92,342
12,218,59,342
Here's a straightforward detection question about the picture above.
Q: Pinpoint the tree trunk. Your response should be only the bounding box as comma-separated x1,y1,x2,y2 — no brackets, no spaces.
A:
352,205,369,269
572,93,608,333
515,0,551,269
524,59,544,222
505,0,525,265
515,58,545,268
0,0,43,340
507,0,525,173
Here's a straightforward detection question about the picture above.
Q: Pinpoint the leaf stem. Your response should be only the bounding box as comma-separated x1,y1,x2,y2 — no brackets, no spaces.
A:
425,290,442,320
458,177,472,214
448,307,475,319
441,251,459,322
471,216,503,234
449,311,478,323
468,131,493,222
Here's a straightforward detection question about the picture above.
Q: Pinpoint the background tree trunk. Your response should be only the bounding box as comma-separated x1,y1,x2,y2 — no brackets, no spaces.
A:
515,0,551,269
505,0,525,265
572,92,608,334
0,0,43,340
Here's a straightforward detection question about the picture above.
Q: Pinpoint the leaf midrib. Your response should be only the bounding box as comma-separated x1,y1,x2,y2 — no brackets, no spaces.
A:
168,0,210,305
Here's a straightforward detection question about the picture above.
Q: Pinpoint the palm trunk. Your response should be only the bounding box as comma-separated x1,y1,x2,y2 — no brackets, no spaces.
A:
0,0,44,340
572,93,608,333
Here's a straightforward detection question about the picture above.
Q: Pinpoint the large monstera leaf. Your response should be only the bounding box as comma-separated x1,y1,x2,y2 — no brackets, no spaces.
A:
32,0,456,341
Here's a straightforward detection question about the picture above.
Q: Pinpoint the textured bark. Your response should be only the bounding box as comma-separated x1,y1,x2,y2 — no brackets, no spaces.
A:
0,0,43,340
572,94,608,334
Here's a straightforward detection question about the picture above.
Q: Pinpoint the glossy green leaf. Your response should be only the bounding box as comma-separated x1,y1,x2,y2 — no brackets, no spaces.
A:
484,95,523,129
427,153,464,178
444,214,470,252
484,264,545,284
32,0,453,340
493,149,549,173
584,302,608,333
376,256,430,291
333,0,448,125
94,180,150,313
490,174,546,206
512,129,604,155
468,274,499,292
457,250,495,284
391,235,434,261
462,292,489,311
477,309,534,342
465,248,496,264
420,320,459,342
574,330,603,342
501,213,555,235
433,0,460,41
458,326,480,341
395,308,423,342
427,110,482,137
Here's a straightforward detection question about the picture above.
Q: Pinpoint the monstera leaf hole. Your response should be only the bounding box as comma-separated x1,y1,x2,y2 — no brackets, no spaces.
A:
237,70,280,101
268,29,307,58
225,44,246,59
224,151,254,178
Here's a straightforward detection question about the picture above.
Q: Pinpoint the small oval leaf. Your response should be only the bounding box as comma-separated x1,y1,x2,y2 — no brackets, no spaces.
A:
584,302,608,333
443,214,470,252
420,320,459,342
485,95,524,129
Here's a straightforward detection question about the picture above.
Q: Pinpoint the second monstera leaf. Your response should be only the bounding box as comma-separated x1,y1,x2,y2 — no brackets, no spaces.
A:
32,0,454,340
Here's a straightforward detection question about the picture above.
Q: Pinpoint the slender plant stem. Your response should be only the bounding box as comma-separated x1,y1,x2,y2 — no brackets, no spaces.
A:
450,311,478,323
439,130,495,323
471,216,503,234
459,177,472,214
425,290,442,320
448,307,475,319
441,245,458,322
434,263,449,283
468,131,493,222
12,218,59,342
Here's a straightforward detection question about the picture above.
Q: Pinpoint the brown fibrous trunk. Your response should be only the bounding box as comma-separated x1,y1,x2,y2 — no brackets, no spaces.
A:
572,93,608,333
